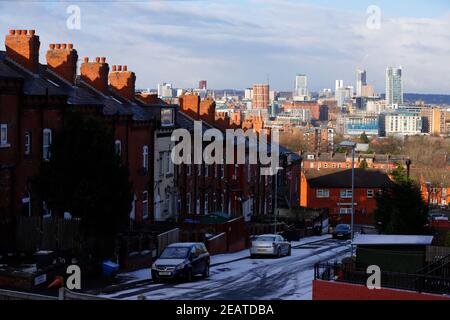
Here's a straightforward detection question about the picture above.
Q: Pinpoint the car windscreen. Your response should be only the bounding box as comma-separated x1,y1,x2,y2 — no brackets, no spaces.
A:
256,236,276,242
159,247,190,259
335,225,350,231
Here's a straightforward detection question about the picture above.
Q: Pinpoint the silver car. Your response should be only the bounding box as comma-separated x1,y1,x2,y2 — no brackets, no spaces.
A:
250,234,291,258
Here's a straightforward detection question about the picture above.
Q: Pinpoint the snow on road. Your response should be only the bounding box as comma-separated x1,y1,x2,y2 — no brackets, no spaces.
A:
101,237,350,300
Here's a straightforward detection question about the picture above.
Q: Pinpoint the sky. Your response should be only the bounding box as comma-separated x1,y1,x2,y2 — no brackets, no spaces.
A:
1,0,449,94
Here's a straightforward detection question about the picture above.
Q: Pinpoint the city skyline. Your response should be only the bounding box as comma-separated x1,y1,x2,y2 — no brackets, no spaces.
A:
0,1,450,93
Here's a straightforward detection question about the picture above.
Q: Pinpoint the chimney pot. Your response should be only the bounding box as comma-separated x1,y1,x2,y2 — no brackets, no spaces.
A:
68,43,73,49
117,65,122,71
95,57,100,63
9,30,15,35
22,30,27,35
61,43,67,49
55,43,61,49
29,30,35,36
49,43,55,49
84,57,89,63
101,57,106,63
17,30,22,35
123,65,127,71
112,65,117,71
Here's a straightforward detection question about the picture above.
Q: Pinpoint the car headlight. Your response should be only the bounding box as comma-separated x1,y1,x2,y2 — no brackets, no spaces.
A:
151,264,157,270
175,264,184,270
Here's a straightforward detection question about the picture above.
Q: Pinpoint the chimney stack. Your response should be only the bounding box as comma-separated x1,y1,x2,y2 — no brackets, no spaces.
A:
5,29,40,73
46,43,78,84
108,65,136,101
199,98,216,124
80,56,110,94
136,92,159,105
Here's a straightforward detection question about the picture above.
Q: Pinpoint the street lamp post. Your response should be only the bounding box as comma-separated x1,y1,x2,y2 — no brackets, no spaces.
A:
340,141,356,257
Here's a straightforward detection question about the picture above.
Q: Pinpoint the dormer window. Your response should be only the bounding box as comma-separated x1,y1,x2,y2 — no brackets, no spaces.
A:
161,108,174,127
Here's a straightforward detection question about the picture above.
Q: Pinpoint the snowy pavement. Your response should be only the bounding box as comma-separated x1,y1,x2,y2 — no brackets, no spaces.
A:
100,237,350,300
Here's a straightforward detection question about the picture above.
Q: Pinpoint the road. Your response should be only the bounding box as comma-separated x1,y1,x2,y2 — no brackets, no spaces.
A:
100,238,351,300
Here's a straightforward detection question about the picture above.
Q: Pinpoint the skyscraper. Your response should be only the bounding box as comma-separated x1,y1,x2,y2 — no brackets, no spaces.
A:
252,83,269,109
356,69,367,96
293,74,309,101
335,80,343,94
386,66,403,106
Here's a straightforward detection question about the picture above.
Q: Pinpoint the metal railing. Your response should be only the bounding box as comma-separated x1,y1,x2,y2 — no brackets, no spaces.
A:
0,288,111,300
314,262,450,295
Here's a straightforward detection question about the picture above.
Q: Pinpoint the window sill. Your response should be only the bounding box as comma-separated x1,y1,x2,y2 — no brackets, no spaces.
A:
0,143,11,149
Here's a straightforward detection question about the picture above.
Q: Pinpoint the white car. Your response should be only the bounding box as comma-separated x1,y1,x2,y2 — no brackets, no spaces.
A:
250,234,291,258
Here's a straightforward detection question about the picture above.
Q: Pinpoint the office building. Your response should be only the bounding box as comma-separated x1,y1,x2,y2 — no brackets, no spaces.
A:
293,74,310,101
198,80,207,90
252,83,269,109
158,82,174,98
379,110,422,136
356,69,367,96
335,80,343,94
335,86,352,108
386,66,403,106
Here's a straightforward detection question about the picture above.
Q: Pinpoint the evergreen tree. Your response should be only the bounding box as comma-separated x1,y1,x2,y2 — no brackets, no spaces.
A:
360,132,370,144
359,159,368,169
35,109,133,261
374,179,428,235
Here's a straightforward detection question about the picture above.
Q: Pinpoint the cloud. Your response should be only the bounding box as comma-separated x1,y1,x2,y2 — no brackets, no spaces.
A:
0,0,449,93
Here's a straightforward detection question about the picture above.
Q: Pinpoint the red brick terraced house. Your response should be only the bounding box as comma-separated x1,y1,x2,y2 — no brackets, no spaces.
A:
0,29,302,253
174,93,279,222
0,29,161,247
300,169,392,225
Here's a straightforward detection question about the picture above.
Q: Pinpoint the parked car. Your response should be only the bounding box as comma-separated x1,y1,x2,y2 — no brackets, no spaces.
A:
332,224,351,240
151,242,210,283
250,234,291,258
429,213,449,221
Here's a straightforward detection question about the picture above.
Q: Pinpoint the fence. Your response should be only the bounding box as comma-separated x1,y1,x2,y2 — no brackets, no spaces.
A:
15,216,81,253
426,246,450,262
157,228,180,256
314,262,450,295
206,232,227,255
0,288,110,300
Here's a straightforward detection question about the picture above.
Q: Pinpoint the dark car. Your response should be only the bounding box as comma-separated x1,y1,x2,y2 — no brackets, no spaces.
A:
332,224,351,240
151,242,210,283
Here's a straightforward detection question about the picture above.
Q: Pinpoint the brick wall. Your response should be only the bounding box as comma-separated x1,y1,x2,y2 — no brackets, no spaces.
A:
313,280,450,300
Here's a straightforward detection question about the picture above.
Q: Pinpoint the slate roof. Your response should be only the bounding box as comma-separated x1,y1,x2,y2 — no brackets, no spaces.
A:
0,50,153,122
353,234,433,246
305,168,391,188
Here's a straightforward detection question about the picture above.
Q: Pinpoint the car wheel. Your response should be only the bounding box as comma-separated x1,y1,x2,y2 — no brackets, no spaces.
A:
203,264,210,278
